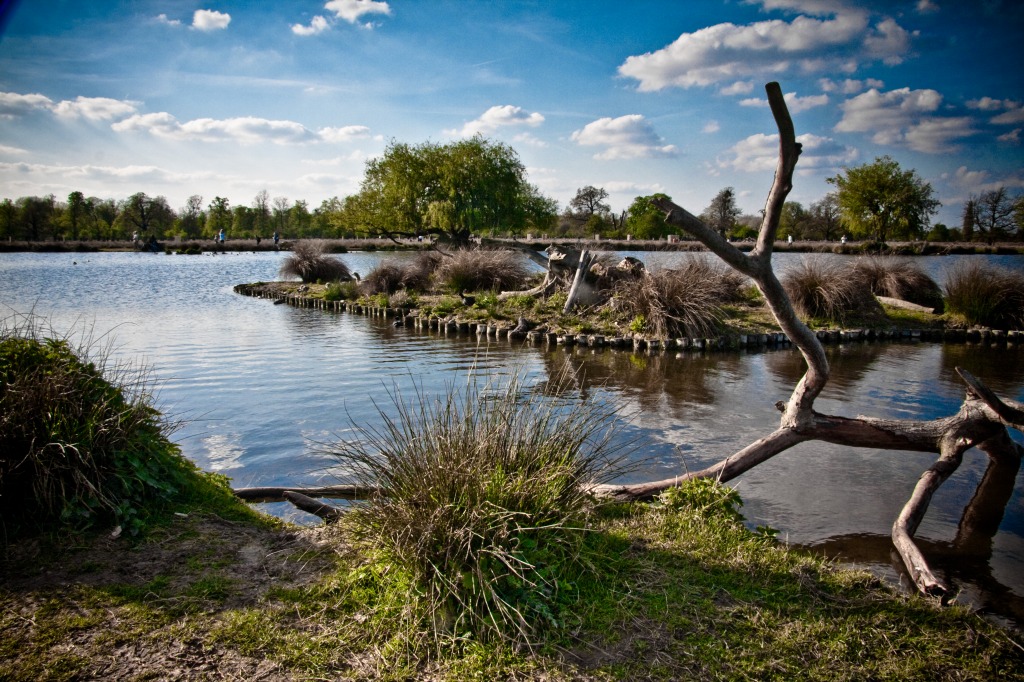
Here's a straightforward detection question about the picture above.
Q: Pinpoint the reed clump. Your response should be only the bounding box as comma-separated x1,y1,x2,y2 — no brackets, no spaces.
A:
850,257,944,311
327,373,627,649
433,248,531,293
612,257,746,338
279,239,352,283
782,258,883,325
944,261,1024,329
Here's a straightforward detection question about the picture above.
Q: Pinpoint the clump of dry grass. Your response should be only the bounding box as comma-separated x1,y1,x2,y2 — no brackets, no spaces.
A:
279,240,352,283
362,260,406,295
850,258,943,311
944,260,1024,329
434,248,530,293
613,257,746,338
782,258,882,324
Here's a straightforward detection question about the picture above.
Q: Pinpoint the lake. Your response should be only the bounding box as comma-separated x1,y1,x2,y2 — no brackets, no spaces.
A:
2,248,1022,627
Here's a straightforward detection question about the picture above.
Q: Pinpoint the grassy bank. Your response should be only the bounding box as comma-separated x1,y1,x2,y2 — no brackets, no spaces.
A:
2,325,1022,679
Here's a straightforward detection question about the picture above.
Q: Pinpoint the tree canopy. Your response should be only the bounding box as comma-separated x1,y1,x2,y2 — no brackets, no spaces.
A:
701,187,741,238
625,194,673,239
828,156,939,242
351,136,556,243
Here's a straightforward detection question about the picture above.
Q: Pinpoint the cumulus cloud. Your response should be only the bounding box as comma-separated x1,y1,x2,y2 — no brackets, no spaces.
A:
0,91,138,122
719,81,754,96
835,87,977,153
570,115,678,160
52,96,139,121
997,128,1021,144
819,77,884,94
703,120,721,134
945,165,1024,194
111,111,370,146
740,91,829,113
192,9,231,32
0,144,28,155
325,0,391,25
155,13,182,27
292,15,330,36
720,132,857,173
448,105,544,137
618,3,911,91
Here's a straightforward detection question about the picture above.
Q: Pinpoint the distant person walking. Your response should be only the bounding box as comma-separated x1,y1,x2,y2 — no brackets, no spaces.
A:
273,231,279,246
218,229,225,246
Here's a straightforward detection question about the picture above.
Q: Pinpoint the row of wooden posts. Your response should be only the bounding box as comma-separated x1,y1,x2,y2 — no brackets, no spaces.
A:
233,284,1024,352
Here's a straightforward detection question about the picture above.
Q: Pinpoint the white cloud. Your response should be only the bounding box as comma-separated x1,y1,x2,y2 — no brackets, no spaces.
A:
111,111,371,145
997,128,1021,144
819,77,884,94
992,107,1024,125
155,14,182,27
835,87,977,153
721,132,857,173
324,0,391,26
618,4,910,91
52,96,139,121
916,0,939,13
0,91,54,117
0,144,28,155
719,81,754,96
292,15,330,36
966,96,1017,111
192,9,231,32
512,132,547,148
448,105,544,137
703,120,721,134
571,115,678,160
740,91,829,113
946,165,1024,194
318,125,372,142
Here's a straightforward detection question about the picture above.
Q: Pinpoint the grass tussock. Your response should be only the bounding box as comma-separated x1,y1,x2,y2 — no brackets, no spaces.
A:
612,257,746,338
279,239,352,283
327,372,628,649
944,260,1024,329
850,257,944,310
433,248,531,293
782,258,883,325
0,317,251,540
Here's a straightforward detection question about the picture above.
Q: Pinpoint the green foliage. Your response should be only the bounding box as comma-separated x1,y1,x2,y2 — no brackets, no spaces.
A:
625,193,673,240
944,260,1024,328
328,373,627,648
0,322,256,539
659,478,745,524
828,156,940,242
628,314,647,333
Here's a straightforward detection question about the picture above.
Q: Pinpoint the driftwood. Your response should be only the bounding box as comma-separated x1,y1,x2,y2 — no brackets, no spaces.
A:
232,82,1023,600
589,81,1024,598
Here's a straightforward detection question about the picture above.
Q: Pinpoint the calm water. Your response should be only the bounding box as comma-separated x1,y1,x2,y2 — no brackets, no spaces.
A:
2,249,1023,626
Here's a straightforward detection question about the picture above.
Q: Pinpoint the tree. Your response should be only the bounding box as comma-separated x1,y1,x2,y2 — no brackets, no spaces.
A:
353,136,552,244
179,195,204,239
569,186,610,219
625,194,672,240
973,187,1016,243
17,195,56,241
207,197,232,239
252,190,271,237
778,201,808,240
0,198,16,240
66,191,86,240
117,193,176,239
807,193,841,241
231,205,254,237
290,199,313,237
962,198,976,242
700,187,740,238
271,196,290,238
828,156,939,242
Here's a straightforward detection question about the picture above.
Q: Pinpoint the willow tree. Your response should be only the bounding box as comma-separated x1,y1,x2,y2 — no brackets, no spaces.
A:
351,136,555,244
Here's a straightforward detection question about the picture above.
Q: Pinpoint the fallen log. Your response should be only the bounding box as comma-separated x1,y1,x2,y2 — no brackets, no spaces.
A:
234,484,379,503
282,491,345,523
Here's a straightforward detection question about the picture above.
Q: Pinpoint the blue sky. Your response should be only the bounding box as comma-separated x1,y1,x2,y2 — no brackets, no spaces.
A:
1,0,1022,227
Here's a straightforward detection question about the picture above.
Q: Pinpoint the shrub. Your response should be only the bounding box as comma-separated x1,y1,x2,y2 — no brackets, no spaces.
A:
434,249,530,293
279,240,352,283
328,373,627,646
402,251,443,292
782,258,882,324
944,261,1024,329
0,320,231,538
850,258,943,311
613,257,746,338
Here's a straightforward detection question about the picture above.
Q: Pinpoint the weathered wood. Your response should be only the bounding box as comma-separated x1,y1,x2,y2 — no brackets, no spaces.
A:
282,491,345,522
234,484,378,502
563,249,596,314
876,295,937,313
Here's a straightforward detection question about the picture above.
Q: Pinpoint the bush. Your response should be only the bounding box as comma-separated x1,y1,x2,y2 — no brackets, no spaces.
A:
328,373,627,646
279,240,352,283
782,258,882,324
434,249,530,293
362,260,406,295
850,258,943,311
944,261,1024,329
0,320,233,539
613,257,745,338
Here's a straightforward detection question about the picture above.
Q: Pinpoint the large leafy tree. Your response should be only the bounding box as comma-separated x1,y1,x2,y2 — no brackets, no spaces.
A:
207,197,232,239
625,193,672,239
353,136,554,243
807,192,840,241
569,185,610,219
179,194,204,239
828,156,939,242
117,192,176,239
701,187,741,238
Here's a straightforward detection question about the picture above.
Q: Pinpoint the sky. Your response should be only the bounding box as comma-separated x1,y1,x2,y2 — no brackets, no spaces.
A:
1,0,1022,227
